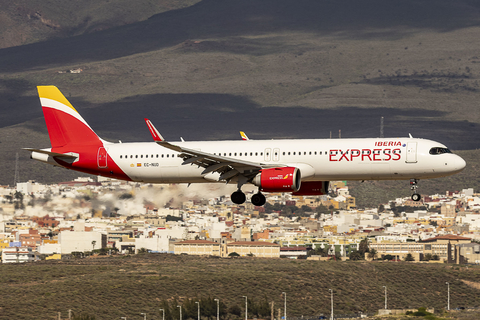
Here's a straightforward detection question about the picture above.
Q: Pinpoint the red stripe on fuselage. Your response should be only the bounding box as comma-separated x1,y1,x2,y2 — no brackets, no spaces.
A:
52,145,132,181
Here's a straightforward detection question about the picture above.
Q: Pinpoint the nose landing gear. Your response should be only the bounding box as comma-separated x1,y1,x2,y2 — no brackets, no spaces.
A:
410,179,421,201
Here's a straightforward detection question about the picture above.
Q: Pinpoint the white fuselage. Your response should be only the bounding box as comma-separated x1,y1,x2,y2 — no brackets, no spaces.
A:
103,137,466,184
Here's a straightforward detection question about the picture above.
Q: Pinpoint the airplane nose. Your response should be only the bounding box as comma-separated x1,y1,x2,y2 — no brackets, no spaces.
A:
455,155,466,171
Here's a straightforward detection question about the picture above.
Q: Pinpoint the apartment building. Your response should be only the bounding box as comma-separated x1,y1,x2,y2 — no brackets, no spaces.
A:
2,246,38,263
370,234,472,262
227,241,280,258
173,239,280,258
174,240,220,256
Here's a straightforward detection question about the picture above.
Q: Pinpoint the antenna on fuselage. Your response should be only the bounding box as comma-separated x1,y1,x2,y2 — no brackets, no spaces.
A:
380,116,384,138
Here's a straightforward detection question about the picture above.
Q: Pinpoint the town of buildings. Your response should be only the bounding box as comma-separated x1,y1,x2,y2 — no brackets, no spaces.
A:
1,177,480,264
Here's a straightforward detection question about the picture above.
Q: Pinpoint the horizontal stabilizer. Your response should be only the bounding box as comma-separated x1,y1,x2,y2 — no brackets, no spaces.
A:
23,148,77,159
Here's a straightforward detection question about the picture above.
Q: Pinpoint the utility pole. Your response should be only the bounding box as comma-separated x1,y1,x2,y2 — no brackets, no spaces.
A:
270,301,275,320
159,309,164,320
282,292,286,320
196,301,200,320
214,299,219,320
178,305,182,320
383,286,387,309
242,296,248,320
14,152,20,186
446,282,450,311
329,289,333,320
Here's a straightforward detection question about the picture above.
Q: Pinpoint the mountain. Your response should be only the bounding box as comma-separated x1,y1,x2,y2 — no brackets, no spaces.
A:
1,0,480,193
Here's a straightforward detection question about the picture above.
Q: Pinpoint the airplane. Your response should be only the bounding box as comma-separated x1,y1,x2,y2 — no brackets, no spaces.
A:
25,86,466,207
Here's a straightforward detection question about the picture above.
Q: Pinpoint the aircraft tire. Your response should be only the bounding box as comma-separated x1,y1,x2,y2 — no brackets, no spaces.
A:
411,193,421,201
231,190,246,204
251,193,266,206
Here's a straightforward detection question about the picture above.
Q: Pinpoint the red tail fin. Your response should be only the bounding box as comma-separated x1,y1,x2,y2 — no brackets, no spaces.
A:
38,86,101,148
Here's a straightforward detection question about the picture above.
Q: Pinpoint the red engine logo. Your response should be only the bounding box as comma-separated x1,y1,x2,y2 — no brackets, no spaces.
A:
253,167,301,192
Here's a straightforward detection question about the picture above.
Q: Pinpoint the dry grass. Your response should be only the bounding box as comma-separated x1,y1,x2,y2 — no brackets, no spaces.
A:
0,254,480,319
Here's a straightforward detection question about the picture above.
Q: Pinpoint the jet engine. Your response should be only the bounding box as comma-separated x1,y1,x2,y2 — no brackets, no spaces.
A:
293,181,330,196
252,167,301,192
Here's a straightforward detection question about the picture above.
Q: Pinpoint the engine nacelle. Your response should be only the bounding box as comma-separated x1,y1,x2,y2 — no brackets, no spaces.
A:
253,167,301,192
292,181,330,196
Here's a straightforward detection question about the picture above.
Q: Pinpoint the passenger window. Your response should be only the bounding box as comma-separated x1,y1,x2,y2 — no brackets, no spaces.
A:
167,154,169,158
135,155,138,158
120,155,122,159
255,152,258,156
146,155,148,158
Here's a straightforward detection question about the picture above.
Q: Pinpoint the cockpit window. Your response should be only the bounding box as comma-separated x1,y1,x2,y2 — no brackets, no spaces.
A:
429,147,452,155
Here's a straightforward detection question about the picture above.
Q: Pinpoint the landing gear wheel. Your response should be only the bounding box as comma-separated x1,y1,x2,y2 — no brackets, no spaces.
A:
409,178,421,202
411,193,421,202
251,192,266,206
231,190,246,204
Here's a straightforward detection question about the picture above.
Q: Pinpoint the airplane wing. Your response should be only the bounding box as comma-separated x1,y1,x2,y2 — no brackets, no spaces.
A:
144,119,282,182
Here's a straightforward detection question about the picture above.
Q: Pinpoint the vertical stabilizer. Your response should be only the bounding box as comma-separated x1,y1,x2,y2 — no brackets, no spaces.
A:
38,86,101,148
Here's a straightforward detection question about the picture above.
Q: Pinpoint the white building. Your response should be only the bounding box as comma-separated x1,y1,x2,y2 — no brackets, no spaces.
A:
59,230,106,254
2,246,38,263
135,235,172,253
37,242,62,255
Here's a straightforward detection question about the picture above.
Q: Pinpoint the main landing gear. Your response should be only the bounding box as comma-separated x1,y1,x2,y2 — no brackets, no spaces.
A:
410,178,421,201
251,192,266,206
231,190,246,205
230,189,266,206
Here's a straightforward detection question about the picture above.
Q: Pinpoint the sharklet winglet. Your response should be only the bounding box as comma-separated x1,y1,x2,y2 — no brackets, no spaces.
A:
144,118,165,142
